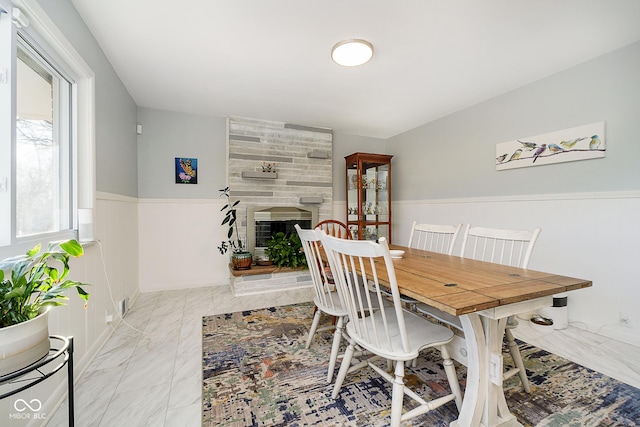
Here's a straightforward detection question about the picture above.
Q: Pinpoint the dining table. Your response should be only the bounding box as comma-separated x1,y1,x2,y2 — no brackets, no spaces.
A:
378,244,592,427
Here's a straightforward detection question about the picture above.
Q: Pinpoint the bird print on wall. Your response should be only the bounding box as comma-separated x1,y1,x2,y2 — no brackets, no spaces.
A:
496,122,606,171
547,143,564,153
532,144,547,163
508,149,523,162
518,140,538,151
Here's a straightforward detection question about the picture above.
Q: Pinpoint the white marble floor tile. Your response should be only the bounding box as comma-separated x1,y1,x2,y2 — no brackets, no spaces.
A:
165,402,201,427
98,383,170,427
86,330,140,372
513,320,640,389
168,357,201,408
46,363,126,427
115,341,178,393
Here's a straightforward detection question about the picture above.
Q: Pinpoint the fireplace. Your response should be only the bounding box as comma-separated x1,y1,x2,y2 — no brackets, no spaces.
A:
247,206,319,258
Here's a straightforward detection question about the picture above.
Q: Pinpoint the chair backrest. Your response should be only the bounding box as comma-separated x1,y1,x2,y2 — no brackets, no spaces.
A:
318,229,413,355
407,221,463,255
295,225,343,314
315,219,352,239
460,225,541,268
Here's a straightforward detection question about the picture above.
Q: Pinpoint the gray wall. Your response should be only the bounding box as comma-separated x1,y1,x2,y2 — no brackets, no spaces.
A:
137,107,227,198
135,113,384,201
38,0,138,197
332,132,387,201
387,41,640,201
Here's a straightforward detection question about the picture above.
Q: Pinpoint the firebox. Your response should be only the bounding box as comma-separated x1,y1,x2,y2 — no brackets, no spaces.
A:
247,206,319,258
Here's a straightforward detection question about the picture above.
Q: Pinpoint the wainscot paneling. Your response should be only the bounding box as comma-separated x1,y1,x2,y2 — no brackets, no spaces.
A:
390,191,640,347
0,192,140,426
138,198,230,292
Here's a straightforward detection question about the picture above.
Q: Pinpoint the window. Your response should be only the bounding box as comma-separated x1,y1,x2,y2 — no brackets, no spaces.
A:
0,2,95,257
16,40,73,238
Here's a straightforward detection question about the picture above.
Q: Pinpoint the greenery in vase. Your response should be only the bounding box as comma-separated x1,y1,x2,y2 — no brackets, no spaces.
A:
217,187,247,254
0,239,89,328
265,231,307,268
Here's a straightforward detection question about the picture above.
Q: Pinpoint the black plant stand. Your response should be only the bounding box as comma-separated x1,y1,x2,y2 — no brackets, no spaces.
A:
0,336,74,426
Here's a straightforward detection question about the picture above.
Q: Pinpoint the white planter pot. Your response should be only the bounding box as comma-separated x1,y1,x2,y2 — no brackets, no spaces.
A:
0,310,50,376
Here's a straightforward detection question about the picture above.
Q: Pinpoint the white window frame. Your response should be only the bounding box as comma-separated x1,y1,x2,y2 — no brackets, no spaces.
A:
0,0,95,259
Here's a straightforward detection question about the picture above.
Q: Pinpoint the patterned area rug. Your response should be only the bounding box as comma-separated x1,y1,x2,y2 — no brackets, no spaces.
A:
202,303,640,426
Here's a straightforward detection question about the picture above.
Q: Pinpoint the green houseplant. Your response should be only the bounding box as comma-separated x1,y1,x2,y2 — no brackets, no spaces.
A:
265,231,307,268
217,187,252,269
0,239,89,375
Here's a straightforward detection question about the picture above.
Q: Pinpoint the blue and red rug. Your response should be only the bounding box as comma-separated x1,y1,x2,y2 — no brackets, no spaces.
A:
202,303,639,426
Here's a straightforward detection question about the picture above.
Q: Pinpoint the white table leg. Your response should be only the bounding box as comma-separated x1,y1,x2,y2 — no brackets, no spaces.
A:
450,313,523,427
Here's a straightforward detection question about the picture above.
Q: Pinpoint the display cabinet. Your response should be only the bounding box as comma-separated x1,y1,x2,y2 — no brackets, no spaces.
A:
345,152,393,243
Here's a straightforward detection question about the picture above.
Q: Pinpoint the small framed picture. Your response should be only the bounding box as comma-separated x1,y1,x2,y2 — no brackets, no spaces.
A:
175,157,198,184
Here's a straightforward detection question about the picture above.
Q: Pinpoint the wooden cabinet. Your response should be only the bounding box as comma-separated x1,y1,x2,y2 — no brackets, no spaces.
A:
345,152,393,243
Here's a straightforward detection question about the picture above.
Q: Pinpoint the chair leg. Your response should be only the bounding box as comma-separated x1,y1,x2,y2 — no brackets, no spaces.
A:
505,328,531,393
390,361,405,427
331,342,355,399
440,345,463,411
306,309,322,350
404,358,417,368
327,316,344,383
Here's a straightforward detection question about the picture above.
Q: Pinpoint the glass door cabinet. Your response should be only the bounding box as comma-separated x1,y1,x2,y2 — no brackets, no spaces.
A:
345,152,393,243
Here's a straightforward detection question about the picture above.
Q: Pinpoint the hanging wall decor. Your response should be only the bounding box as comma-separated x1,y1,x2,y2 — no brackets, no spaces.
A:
496,121,605,171
175,157,198,184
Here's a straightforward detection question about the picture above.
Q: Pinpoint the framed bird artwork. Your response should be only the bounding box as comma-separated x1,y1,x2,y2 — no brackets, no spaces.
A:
175,157,198,184
496,121,605,170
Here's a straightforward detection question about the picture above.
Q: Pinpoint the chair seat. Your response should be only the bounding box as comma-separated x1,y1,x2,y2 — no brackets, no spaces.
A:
346,309,454,361
317,286,392,318
315,291,346,318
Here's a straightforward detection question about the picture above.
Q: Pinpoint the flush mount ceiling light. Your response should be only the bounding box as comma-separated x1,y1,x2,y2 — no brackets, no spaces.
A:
331,39,374,67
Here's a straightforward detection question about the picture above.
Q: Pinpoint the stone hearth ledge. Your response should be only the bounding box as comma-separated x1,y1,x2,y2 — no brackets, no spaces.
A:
228,264,313,296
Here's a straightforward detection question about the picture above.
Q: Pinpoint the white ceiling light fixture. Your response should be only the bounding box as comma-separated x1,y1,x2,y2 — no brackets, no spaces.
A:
331,39,374,67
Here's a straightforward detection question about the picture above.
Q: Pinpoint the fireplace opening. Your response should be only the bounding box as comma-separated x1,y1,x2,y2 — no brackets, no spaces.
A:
247,206,319,258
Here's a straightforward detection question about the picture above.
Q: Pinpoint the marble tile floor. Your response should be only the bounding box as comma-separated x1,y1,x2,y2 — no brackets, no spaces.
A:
46,285,315,427
46,285,640,426
511,317,640,390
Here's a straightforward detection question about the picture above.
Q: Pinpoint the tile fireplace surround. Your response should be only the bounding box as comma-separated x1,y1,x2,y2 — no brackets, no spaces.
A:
227,116,333,295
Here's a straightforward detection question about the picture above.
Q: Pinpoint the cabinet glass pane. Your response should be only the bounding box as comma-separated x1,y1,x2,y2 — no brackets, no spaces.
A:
360,224,389,242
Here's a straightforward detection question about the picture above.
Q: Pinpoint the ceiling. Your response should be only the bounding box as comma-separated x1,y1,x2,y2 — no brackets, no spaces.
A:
69,0,640,139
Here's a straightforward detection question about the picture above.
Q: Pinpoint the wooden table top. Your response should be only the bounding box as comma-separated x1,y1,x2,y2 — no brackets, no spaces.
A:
379,245,592,316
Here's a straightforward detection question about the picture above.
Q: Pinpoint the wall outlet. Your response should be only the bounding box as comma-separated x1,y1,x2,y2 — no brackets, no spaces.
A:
619,312,632,328
106,310,113,324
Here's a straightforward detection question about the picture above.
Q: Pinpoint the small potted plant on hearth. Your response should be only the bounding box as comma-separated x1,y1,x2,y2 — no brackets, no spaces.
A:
0,239,89,375
217,187,252,270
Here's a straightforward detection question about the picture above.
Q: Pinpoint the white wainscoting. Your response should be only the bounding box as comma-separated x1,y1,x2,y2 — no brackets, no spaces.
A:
138,198,230,292
336,191,640,347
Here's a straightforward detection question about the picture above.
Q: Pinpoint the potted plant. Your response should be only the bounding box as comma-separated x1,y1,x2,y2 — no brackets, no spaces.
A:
265,231,307,268
0,239,89,375
217,187,252,270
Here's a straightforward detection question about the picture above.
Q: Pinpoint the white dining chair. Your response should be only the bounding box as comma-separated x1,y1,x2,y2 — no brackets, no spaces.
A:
295,225,348,383
319,230,462,427
415,224,542,393
381,222,463,311
407,221,463,255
